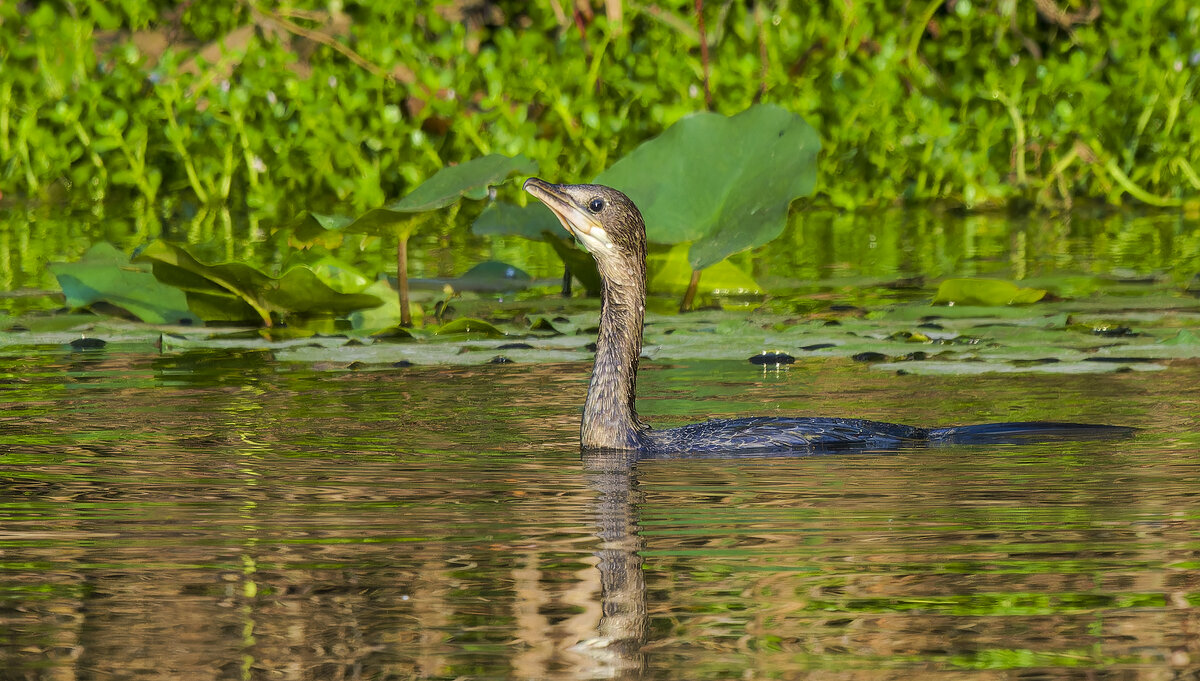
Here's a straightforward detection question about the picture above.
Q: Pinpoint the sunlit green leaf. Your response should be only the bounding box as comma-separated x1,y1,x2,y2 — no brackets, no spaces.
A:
350,280,403,332
647,244,762,296
281,251,373,294
933,278,1047,306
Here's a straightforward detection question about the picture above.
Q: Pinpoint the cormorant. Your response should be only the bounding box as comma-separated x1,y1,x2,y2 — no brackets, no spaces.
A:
524,177,1135,454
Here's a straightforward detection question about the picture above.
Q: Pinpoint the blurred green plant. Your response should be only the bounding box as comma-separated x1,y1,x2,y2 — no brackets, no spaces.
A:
2,1,1197,213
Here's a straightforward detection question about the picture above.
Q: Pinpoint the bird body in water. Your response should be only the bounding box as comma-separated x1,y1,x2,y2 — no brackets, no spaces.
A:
523,178,1135,455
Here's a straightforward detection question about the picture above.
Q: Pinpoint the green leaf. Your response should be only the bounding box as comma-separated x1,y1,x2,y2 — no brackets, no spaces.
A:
136,241,384,326
349,280,403,333
596,104,820,269
453,261,533,292
48,243,200,325
433,317,506,338
647,244,762,296
471,202,602,295
933,279,1048,306
1162,329,1200,346
394,154,537,211
281,251,373,294
471,200,560,241
344,154,538,237
287,211,354,245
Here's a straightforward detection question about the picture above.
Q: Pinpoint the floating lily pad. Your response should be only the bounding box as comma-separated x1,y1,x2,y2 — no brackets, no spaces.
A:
49,243,200,325
596,104,820,269
1163,329,1200,346
873,360,1164,375
433,317,506,338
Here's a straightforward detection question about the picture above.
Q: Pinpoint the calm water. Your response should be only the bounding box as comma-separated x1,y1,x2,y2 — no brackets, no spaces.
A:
2,348,1198,680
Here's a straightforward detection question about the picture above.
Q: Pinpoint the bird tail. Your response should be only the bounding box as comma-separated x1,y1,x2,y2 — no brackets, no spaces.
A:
928,421,1137,445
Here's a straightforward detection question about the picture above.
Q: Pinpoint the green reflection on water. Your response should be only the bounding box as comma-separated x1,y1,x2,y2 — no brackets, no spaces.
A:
2,204,1198,305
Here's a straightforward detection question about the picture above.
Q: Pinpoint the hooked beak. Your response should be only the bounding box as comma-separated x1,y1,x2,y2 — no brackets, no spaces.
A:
523,177,613,253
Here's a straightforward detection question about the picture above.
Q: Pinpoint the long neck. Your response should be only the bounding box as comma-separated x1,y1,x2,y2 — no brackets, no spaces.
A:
582,253,646,450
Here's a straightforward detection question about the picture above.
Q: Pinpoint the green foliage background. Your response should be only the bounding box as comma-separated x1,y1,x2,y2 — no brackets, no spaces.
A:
3,0,1198,214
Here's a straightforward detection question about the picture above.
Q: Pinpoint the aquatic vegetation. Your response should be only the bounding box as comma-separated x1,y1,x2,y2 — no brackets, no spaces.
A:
133,240,383,326
474,104,812,307
596,105,819,271
296,153,536,326
2,2,1197,211
13,263,1200,375
932,278,1047,306
48,243,198,325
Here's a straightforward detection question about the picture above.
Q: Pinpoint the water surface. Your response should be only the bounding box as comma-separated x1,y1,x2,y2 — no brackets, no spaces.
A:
2,349,1197,679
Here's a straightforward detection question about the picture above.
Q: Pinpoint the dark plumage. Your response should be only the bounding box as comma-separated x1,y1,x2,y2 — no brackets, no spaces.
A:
523,178,1135,454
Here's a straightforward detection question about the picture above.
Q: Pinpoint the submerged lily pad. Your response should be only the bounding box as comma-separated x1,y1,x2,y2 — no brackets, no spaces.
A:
597,104,821,269
49,243,200,325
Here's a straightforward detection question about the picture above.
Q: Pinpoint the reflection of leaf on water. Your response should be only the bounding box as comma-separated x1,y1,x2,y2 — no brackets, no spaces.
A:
648,244,761,297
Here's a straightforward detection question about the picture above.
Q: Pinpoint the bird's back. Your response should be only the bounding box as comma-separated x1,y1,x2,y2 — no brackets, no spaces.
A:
641,417,930,455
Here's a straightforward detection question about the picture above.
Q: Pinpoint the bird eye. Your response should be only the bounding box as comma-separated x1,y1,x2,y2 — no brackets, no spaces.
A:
587,197,606,213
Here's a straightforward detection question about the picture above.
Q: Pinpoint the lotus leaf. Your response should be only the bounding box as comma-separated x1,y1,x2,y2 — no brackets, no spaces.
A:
454,261,533,291
49,243,200,325
647,244,762,296
136,241,384,326
340,154,538,237
471,201,560,242
933,278,1048,306
596,104,821,270
471,201,602,295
